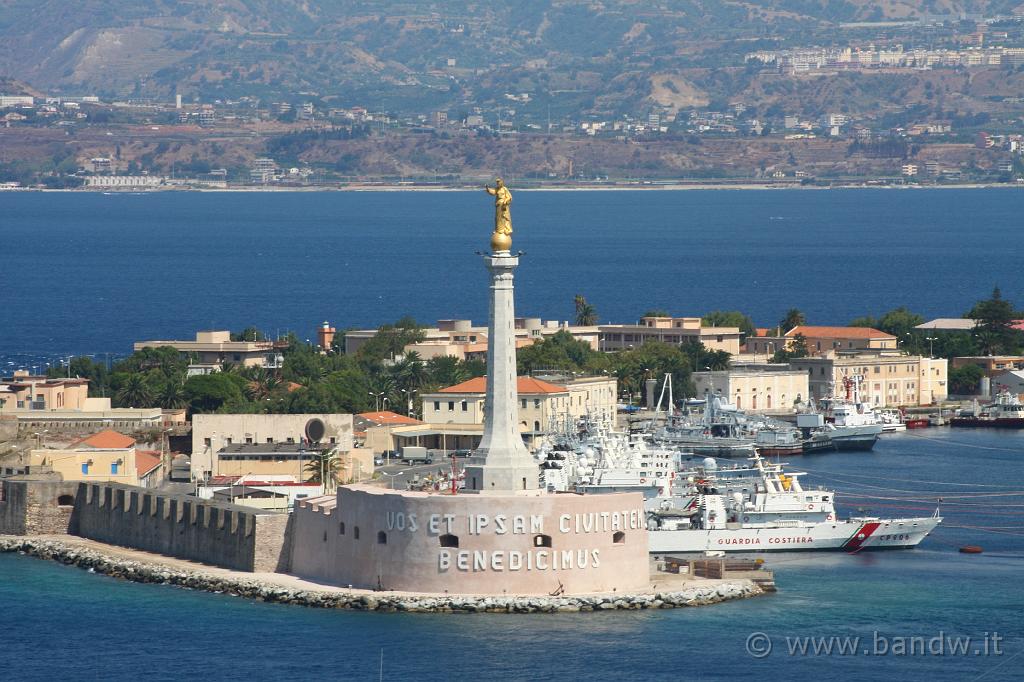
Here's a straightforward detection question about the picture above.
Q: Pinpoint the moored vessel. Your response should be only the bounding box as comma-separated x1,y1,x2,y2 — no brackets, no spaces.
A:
646,452,941,553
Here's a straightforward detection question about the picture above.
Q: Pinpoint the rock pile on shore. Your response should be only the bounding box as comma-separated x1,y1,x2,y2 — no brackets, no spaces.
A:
1,537,764,613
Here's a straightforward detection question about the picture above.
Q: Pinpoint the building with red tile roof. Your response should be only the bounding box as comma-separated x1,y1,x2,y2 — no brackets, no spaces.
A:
746,325,897,357
74,429,137,450
436,376,565,395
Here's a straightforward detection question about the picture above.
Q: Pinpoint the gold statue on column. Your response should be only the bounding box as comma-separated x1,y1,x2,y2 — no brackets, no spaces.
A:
484,178,513,251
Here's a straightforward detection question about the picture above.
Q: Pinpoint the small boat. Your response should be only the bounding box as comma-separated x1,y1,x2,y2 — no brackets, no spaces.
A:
959,545,983,554
904,417,930,429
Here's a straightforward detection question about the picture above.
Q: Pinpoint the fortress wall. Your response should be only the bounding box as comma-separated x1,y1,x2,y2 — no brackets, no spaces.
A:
290,486,650,596
68,483,289,572
0,480,79,535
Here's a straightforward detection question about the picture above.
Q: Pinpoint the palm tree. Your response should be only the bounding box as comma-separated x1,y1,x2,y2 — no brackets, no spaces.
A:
392,351,429,392
157,379,187,409
304,448,342,490
778,308,806,334
116,374,153,408
427,355,469,388
574,294,598,326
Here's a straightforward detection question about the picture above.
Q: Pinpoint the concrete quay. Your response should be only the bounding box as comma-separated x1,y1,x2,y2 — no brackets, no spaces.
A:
0,535,767,614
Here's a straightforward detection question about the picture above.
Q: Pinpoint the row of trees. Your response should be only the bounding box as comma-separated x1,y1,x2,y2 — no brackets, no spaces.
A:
49,288,1022,415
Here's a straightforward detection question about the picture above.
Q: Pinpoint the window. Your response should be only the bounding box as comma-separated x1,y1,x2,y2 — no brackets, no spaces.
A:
440,534,459,548
233,354,241,362
267,437,274,443
434,401,440,410
204,438,212,447
354,526,360,540
57,494,74,506
81,463,90,475
521,399,527,409
377,531,387,544
461,401,468,412
448,401,455,411
287,437,295,443
613,531,626,544
534,421,541,432
111,462,119,475
245,437,253,444
533,399,540,408
225,437,233,444
533,534,552,548
339,522,346,535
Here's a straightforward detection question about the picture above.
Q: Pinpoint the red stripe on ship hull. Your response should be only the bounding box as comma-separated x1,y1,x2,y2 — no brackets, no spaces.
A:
842,522,882,551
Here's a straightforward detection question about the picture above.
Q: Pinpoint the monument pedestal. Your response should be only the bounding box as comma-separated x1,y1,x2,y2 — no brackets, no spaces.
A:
463,249,539,494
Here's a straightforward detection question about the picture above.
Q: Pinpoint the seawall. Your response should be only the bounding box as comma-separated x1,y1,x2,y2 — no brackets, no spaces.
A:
0,479,291,573
0,536,765,614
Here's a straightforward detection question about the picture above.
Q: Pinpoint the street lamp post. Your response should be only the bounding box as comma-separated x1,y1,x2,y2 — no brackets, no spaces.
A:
381,470,406,490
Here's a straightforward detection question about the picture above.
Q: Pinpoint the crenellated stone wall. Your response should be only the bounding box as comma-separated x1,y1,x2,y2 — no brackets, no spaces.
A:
0,478,291,573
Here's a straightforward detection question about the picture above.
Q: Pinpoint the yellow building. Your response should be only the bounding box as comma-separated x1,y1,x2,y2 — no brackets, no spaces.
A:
343,318,600,360
790,353,948,406
134,330,284,369
0,373,90,411
746,326,898,357
598,317,741,354
211,442,375,484
951,356,1024,378
29,430,161,487
398,374,618,451
693,365,810,413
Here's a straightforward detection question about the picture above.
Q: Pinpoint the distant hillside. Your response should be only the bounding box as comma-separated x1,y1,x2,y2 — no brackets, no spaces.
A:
2,0,1022,116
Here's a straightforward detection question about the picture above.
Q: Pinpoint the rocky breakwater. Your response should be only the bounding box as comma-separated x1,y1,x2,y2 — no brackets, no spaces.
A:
0,537,765,613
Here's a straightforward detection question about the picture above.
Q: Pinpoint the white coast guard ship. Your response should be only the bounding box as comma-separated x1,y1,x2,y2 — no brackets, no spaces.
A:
647,453,941,553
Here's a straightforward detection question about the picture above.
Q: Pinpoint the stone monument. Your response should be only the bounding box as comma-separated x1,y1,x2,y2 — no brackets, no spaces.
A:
288,183,650,596
463,180,539,494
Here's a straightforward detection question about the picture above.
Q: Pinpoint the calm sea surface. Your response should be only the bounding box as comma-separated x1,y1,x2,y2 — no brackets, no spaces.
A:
2,429,1022,680
1,189,1023,678
2,188,1023,365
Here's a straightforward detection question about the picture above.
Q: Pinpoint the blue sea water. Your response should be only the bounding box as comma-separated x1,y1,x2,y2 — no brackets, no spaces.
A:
1,429,1022,680
2,188,1023,364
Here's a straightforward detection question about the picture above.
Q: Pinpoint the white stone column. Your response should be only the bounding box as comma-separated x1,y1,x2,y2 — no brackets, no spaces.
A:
463,251,539,494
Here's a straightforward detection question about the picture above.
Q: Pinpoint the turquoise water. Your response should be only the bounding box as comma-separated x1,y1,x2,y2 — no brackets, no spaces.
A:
2,429,1022,680
2,188,1023,359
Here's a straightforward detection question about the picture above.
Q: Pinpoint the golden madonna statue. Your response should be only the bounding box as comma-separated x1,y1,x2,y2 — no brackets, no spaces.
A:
484,178,513,251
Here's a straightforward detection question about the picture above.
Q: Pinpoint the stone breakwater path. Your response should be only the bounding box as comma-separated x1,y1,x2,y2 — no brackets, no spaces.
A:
0,536,765,614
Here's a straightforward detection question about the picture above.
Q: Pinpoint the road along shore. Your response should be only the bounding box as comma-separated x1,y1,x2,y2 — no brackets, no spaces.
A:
0,535,766,614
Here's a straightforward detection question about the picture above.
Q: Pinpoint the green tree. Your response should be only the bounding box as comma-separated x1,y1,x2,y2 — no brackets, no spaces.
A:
231,326,265,341
115,374,154,407
157,379,188,409
643,309,670,318
304,448,342,487
876,307,925,340
574,294,598,325
391,351,429,392
966,287,1020,355
772,333,809,363
426,355,469,388
778,308,806,333
357,317,426,362
849,316,878,328
949,364,984,395
610,341,696,405
517,330,605,374
184,373,245,413
702,310,756,342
